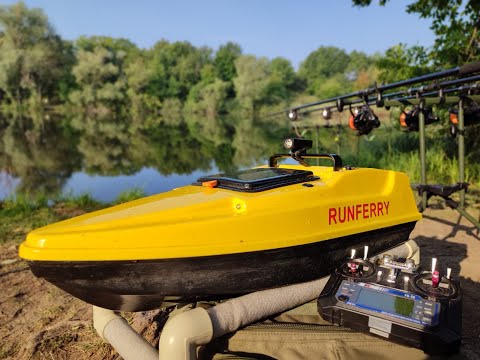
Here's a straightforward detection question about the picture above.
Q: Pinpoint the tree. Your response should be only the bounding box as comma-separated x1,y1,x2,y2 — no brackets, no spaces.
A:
298,46,350,95
353,66,380,90
263,57,301,103
376,44,431,83
214,42,242,82
344,51,380,90
316,74,352,98
161,98,184,126
347,51,373,72
146,40,211,102
125,54,161,123
345,50,375,81
184,79,231,144
76,36,139,61
352,0,480,66
186,79,230,119
0,116,81,196
0,2,73,108
69,38,130,116
233,55,270,115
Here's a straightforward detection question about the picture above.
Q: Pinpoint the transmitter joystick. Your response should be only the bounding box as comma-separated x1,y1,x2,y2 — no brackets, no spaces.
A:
340,248,375,279
410,273,459,301
340,258,376,279
410,258,460,302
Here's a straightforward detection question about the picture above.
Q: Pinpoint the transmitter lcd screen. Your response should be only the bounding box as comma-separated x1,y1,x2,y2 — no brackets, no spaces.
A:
356,288,415,317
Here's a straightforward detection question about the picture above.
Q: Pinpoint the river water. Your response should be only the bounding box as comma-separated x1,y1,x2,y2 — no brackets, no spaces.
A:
0,167,219,203
0,114,293,202
1,112,436,202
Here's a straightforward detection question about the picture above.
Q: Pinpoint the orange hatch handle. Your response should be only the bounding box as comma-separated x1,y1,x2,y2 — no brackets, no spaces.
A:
202,180,218,188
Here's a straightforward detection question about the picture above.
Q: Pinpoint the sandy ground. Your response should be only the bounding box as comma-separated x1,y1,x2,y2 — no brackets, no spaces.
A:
0,206,479,359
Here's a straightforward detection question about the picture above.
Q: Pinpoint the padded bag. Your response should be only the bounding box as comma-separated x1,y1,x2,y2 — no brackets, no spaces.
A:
201,302,458,360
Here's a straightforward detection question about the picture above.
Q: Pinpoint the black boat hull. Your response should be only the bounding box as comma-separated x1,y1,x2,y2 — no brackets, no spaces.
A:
28,222,416,311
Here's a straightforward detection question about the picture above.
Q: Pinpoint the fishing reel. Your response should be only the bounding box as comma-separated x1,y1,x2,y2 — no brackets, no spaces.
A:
399,106,438,132
348,105,380,135
449,100,480,138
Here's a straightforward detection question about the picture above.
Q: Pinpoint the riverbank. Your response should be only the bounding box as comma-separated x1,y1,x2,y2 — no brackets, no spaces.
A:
1,194,479,359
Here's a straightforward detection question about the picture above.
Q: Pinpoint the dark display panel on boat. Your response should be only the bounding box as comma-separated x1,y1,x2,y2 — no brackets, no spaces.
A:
196,167,318,192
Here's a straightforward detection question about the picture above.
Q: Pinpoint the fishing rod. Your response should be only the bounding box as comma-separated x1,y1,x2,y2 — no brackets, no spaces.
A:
288,81,480,131
267,61,480,120
287,73,480,121
280,62,480,137
287,82,480,138
288,61,480,113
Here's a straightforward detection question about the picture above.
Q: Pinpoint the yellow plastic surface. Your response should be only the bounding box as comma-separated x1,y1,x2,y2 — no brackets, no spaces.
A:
19,165,421,261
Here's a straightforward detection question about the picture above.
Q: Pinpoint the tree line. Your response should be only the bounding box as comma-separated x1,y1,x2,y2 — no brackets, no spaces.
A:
0,3,375,125
3,1,477,129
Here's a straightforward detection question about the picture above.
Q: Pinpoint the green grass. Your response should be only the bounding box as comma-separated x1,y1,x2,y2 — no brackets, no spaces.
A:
0,206,52,245
58,192,102,211
0,194,48,217
0,194,58,245
0,193,107,245
375,147,480,188
114,187,146,204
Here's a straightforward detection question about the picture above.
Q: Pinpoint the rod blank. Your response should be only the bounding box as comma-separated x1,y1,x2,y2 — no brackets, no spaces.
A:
281,61,480,116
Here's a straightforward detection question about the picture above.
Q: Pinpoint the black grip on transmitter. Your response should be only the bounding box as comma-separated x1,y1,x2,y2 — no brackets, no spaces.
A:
459,61,480,75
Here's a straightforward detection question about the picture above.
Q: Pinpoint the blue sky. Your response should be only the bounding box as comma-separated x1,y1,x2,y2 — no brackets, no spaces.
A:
5,1,435,68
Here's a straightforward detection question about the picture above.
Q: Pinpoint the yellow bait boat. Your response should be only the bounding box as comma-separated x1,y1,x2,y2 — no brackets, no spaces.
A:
19,139,421,311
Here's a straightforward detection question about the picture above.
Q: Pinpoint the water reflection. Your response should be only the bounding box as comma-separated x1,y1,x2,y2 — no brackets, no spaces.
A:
0,113,290,201
63,167,217,203
3,111,466,202
1,115,81,198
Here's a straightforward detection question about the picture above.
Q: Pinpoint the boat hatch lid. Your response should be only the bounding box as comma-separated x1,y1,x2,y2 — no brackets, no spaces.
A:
195,167,318,192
